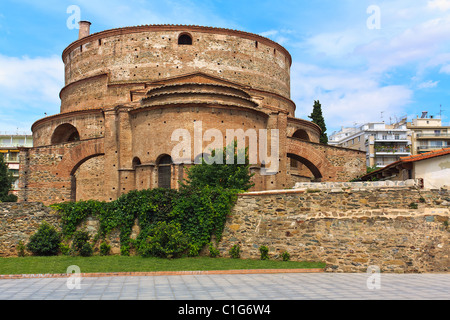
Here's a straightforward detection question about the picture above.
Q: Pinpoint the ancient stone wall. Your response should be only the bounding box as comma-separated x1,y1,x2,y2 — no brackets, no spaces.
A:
0,202,60,257
2,185,449,273
218,186,450,273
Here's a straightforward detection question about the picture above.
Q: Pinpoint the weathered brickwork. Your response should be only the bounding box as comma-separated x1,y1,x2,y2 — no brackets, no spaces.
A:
18,24,365,205
217,186,450,273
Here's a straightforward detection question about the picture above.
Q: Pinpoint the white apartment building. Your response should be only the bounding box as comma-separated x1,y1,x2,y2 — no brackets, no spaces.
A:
407,112,450,154
329,120,411,168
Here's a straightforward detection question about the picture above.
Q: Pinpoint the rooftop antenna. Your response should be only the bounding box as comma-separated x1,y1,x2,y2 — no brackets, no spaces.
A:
440,105,445,119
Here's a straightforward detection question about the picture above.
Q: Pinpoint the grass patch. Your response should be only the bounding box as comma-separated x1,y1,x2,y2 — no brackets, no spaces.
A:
0,256,325,275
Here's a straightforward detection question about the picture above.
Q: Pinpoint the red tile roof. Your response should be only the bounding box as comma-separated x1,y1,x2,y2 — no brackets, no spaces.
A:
399,147,450,163
361,147,450,180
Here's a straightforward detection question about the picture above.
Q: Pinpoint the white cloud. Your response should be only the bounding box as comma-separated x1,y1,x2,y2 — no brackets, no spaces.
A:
0,55,64,132
259,29,294,46
355,15,450,73
290,62,413,132
0,54,63,102
428,0,450,11
417,80,439,89
440,64,450,74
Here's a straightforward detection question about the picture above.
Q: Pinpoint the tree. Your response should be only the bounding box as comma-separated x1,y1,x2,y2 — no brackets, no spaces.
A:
181,141,255,192
308,100,328,145
0,155,14,202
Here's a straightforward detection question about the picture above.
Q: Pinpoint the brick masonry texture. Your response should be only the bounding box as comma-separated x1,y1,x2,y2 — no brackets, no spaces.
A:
18,24,366,205
2,185,449,273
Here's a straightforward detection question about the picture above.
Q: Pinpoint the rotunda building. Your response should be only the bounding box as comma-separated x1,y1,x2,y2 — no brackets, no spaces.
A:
19,23,365,204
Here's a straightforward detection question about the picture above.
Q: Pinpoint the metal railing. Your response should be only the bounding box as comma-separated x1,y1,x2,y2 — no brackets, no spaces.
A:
417,145,449,150
416,133,450,138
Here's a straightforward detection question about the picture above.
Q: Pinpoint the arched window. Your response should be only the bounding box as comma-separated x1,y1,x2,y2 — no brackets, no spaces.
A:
51,124,80,145
178,33,193,45
157,155,172,189
132,157,141,169
292,129,310,141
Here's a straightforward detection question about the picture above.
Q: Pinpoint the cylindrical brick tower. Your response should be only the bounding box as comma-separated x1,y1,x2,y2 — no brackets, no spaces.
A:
19,23,364,205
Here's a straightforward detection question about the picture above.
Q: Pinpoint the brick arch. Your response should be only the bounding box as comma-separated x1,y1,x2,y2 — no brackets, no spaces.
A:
55,139,105,178
292,129,310,141
287,138,332,180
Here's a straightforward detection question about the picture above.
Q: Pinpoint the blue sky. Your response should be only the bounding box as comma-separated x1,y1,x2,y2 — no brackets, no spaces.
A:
1,0,450,135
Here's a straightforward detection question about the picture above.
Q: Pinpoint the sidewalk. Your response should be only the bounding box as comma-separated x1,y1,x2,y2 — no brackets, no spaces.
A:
0,272,448,300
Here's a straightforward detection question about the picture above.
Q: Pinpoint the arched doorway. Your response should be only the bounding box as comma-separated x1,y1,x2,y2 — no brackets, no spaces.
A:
287,153,322,181
70,155,105,202
157,155,173,189
51,123,80,144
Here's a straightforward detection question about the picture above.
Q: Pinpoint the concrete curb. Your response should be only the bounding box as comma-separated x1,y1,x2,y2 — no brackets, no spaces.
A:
0,268,324,279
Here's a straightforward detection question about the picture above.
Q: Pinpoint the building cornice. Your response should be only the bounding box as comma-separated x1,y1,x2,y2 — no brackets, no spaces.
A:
62,24,292,67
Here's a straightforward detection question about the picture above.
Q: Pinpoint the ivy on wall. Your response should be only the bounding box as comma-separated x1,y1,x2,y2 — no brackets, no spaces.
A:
51,145,251,258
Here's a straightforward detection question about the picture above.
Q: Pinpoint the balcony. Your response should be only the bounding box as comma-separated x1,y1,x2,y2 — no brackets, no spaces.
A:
374,146,411,155
417,145,450,152
416,133,450,139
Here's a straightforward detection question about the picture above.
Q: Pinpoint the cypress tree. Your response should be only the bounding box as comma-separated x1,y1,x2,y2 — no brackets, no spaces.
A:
308,100,328,145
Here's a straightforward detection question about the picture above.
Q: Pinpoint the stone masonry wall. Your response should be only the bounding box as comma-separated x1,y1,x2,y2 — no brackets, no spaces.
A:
218,186,450,273
2,185,449,273
0,203,60,257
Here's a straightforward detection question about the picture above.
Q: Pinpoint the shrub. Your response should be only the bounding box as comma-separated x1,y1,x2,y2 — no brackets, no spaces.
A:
281,251,290,261
120,244,130,256
209,243,220,258
16,240,26,257
138,221,188,259
60,243,71,255
170,185,238,256
2,194,18,203
229,244,240,259
181,141,255,192
26,221,61,256
259,245,269,260
79,242,93,257
100,242,111,256
71,230,91,254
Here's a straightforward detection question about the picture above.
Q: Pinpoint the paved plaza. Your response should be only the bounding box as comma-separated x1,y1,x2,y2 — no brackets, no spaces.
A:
0,272,448,300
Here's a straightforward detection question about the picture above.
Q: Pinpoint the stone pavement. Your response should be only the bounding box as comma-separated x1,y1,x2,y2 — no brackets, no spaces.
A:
0,272,448,300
